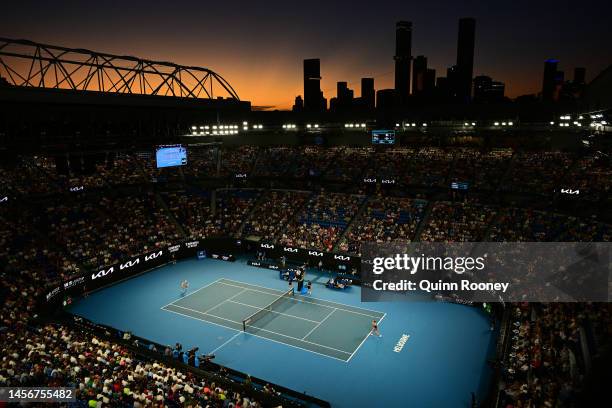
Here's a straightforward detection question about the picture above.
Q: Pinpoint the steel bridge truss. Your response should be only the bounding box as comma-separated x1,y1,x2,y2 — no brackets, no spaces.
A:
0,38,240,100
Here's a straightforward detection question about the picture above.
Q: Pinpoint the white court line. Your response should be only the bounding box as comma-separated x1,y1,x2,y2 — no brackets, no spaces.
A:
208,332,242,355
203,288,248,315
166,303,353,356
347,312,388,363
161,306,349,363
225,299,321,324
161,278,224,309
218,279,384,319
301,308,336,340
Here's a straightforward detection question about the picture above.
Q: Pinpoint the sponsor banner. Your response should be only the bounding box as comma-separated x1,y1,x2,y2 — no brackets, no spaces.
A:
258,242,358,268
44,238,234,303
360,242,611,302
46,285,62,302
247,260,299,274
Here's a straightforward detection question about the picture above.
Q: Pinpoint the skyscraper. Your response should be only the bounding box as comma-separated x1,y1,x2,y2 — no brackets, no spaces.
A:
304,58,324,112
473,75,505,103
541,59,559,102
361,78,375,110
335,81,354,111
573,67,586,85
424,69,436,95
412,55,428,95
456,18,476,102
394,21,412,103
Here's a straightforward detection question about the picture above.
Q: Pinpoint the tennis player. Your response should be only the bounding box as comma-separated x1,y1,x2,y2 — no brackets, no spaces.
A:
180,279,189,296
370,319,382,337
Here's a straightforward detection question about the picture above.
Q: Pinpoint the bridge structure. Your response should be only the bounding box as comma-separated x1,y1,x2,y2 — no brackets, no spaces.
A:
0,37,240,101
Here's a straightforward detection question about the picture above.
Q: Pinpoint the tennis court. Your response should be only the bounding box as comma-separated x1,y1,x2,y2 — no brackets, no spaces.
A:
161,278,385,361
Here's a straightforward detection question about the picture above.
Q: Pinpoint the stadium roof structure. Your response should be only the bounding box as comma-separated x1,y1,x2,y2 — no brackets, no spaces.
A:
0,37,240,101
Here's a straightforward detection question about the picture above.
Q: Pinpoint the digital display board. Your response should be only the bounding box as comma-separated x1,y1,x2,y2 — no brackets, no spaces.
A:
156,145,187,168
451,181,469,190
371,130,395,145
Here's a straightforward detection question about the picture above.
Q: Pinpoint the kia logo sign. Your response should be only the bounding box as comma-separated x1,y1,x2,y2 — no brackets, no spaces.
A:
283,247,298,253
334,255,350,261
308,251,323,257
363,178,376,183
144,251,163,261
120,258,140,270
235,173,247,178
560,188,580,195
69,186,84,192
0,196,8,203
92,266,114,280
381,179,395,184
261,244,275,249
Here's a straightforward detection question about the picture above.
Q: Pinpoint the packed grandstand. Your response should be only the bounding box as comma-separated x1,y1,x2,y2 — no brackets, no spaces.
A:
1,145,611,407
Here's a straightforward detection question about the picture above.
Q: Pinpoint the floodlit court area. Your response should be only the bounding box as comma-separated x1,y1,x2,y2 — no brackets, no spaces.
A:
69,258,497,407
162,278,386,361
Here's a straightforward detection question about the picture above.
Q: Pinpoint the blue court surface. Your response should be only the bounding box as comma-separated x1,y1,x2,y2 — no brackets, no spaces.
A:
69,258,497,407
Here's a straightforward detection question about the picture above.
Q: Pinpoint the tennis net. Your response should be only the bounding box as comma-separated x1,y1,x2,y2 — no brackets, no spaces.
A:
242,288,294,331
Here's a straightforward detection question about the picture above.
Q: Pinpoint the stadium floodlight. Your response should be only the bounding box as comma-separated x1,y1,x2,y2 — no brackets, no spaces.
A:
411,123,416,127
213,125,218,129
501,122,507,126
494,122,500,126
314,124,319,128
508,121,513,126
471,122,476,126
344,123,349,128
360,123,366,128
422,123,427,127
242,121,248,125
464,122,469,126
601,121,607,125
307,124,312,128
191,126,197,130
550,121,554,125
395,123,400,127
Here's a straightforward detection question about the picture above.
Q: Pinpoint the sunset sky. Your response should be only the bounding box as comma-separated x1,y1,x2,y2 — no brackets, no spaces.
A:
2,0,611,109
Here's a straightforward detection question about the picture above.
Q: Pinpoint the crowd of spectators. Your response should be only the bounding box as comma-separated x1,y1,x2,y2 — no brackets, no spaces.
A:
420,200,497,241
450,148,513,191
338,197,427,255
220,146,257,177
407,147,454,187
280,192,364,251
502,152,573,195
38,193,181,270
0,240,267,407
323,147,373,182
242,190,310,241
564,153,611,202
489,208,611,242
499,303,611,408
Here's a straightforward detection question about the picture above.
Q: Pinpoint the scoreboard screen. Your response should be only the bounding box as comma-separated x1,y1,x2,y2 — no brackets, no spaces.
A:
372,130,395,145
451,181,469,190
156,145,187,168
